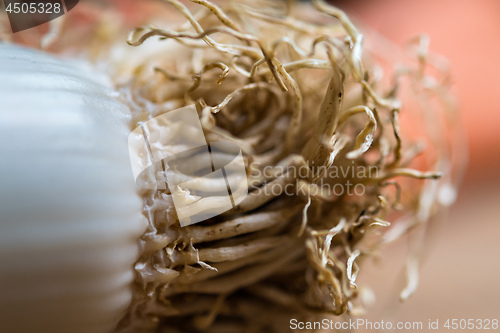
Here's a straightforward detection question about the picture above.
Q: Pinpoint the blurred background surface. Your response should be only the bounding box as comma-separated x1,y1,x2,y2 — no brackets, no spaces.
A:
338,0,500,330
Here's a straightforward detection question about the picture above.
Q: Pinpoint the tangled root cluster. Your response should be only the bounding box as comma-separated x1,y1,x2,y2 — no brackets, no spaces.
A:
107,1,464,332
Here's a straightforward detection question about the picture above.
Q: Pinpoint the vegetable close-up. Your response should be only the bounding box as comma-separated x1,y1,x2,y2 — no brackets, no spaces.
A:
0,0,473,332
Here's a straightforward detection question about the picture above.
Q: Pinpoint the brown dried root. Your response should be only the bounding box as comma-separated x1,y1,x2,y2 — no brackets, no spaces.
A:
105,0,465,332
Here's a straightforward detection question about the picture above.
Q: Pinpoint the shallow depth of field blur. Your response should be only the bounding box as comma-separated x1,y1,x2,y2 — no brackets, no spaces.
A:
337,0,500,331
2,0,498,330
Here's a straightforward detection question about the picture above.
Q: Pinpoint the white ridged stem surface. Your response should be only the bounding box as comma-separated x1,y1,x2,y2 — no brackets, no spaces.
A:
0,44,146,333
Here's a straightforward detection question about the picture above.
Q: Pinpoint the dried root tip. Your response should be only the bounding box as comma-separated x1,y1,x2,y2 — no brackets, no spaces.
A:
115,0,462,331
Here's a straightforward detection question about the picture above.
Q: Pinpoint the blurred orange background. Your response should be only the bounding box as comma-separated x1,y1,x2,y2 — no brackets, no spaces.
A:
341,0,500,182
337,0,500,330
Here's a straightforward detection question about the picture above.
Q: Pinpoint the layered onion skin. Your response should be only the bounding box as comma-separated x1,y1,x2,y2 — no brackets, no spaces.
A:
0,44,146,333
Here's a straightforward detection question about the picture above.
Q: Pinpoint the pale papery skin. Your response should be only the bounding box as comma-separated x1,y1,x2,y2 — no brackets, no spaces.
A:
0,1,463,333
